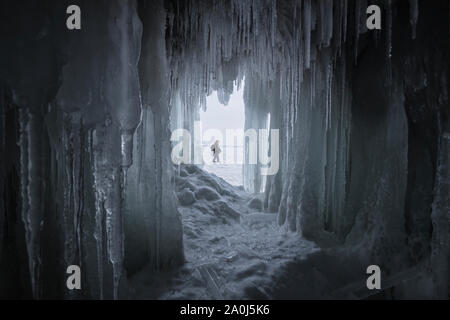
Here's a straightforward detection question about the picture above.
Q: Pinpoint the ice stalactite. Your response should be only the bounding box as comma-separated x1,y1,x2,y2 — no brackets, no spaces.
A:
409,0,419,40
165,0,449,298
124,0,184,273
0,0,145,299
0,0,68,298
320,0,334,48
59,114,87,299
303,0,312,69
263,76,283,212
105,0,143,299
18,108,43,298
430,132,449,298
386,0,393,85
165,0,412,207
91,130,104,299
90,123,124,300
354,0,361,64
56,0,143,298
243,76,270,194
398,0,449,296
0,0,448,300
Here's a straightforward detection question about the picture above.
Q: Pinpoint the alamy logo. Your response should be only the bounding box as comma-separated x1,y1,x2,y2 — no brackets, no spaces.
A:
66,265,81,290
170,121,279,176
366,5,382,30
366,265,381,290
66,5,81,30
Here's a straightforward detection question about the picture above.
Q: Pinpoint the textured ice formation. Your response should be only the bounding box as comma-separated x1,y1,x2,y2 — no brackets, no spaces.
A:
0,0,448,299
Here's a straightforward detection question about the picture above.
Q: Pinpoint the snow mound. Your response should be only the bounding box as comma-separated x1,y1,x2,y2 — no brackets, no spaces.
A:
213,200,240,222
195,187,221,201
178,189,196,206
177,164,241,198
138,166,386,300
247,197,263,211
130,165,321,299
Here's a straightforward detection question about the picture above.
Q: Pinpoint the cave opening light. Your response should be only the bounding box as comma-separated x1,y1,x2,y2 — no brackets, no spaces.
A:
200,82,245,187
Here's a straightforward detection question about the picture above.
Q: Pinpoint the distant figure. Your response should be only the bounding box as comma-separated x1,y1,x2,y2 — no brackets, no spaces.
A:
211,140,222,163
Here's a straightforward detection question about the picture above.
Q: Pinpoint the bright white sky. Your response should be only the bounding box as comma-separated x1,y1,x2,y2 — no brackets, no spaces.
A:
200,85,245,144
200,84,245,164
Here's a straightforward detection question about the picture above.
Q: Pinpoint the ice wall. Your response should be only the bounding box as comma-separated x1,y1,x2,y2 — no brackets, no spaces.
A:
0,0,448,299
125,0,184,274
243,76,270,194
54,0,144,299
166,0,449,298
0,0,69,298
0,0,183,299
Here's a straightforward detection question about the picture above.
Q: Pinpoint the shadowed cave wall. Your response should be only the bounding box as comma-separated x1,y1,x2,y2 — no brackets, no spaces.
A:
0,0,448,299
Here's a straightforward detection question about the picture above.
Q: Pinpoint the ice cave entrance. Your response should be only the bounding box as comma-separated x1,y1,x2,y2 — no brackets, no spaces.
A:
200,84,245,187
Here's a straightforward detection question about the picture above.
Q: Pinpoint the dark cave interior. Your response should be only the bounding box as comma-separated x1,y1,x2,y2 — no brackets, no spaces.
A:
0,0,448,299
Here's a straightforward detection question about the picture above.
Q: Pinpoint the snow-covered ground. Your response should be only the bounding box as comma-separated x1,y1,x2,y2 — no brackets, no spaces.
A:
129,165,323,299
202,163,243,187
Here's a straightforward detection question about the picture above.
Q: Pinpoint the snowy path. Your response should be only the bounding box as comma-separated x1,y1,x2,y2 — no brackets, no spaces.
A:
202,163,243,187
129,165,319,299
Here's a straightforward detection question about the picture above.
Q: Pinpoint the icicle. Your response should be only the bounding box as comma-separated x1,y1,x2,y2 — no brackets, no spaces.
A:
121,131,134,168
324,0,334,47
319,0,326,46
327,61,333,130
387,0,393,59
92,129,104,299
360,0,368,34
105,168,124,300
247,0,251,51
354,0,361,64
271,0,277,48
311,61,316,107
303,0,312,69
325,62,330,130
311,0,317,31
386,0,393,87
19,108,32,296
409,0,419,40
18,108,45,299
0,87,4,151
343,0,348,43
168,12,174,38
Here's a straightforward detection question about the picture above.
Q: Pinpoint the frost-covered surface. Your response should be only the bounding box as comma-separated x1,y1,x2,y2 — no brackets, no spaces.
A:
129,165,319,299
0,0,183,299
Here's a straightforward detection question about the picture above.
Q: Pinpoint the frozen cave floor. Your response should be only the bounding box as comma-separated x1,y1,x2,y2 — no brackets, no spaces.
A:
129,164,325,299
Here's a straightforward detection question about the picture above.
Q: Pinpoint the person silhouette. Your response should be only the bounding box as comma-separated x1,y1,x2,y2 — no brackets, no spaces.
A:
211,140,222,163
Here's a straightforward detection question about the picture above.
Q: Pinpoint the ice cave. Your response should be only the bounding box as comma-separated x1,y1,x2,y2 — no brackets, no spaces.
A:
199,84,245,186
0,0,448,300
